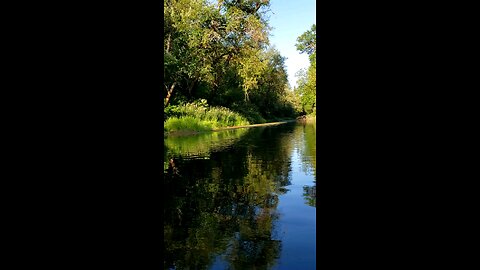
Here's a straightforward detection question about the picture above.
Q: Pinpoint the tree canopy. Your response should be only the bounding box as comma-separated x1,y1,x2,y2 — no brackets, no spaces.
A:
164,0,300,122
294,24,316,115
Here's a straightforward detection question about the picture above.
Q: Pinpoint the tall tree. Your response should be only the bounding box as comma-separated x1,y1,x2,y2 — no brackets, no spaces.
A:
295,24,316,114
164,0,272,106
296,24,316,60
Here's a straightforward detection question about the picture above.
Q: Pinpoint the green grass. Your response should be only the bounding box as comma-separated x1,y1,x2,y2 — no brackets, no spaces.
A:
164,116,213,132
164,103,250,133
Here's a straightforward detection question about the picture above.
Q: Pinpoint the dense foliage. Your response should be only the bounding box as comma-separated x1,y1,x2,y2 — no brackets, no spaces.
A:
164,0,300,124
294,24,316,115
164,100,250,132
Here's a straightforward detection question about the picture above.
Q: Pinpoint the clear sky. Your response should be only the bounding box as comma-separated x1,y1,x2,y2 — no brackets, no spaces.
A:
267,0,316,89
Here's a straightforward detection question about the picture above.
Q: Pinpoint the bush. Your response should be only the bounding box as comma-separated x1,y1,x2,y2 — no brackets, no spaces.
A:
164,116,213,132
230,103,266,124
164,100,250,132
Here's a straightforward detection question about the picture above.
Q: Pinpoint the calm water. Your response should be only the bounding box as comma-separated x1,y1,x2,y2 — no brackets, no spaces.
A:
164,122,316,270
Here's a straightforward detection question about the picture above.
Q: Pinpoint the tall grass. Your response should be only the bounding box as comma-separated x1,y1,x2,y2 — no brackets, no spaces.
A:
164,116,213,132
164,102,250,133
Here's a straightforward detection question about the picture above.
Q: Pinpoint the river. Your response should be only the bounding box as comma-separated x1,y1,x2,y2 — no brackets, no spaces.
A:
164,121,316,269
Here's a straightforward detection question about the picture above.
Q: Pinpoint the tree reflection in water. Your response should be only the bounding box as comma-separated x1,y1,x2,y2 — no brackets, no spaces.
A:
298,122,316,208
164,122,315,269
302,185,316,207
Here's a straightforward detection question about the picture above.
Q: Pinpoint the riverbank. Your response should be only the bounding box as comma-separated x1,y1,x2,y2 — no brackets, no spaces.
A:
297,115,316,123
164,119,297,137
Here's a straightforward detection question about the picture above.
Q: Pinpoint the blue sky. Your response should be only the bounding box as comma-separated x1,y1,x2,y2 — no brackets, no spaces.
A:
267,0,316,89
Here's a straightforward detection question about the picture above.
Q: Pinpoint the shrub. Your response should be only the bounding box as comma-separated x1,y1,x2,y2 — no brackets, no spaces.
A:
230,103,266,124
164,101,250,132
164,116,213,132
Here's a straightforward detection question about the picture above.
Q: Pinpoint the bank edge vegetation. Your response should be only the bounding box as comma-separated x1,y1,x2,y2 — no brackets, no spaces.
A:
164,0,316,133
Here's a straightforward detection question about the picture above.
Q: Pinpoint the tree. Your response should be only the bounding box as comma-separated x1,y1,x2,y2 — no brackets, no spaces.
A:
295,24,316,61
164,0,220,106
295,24,316,114
164,0,272,106
164,0,297,123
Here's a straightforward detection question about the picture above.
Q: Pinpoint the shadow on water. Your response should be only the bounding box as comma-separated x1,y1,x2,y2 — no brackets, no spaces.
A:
164,122,316,270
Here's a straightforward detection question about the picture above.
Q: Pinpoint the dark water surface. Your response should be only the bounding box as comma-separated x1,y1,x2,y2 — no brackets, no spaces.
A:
164,122,316,270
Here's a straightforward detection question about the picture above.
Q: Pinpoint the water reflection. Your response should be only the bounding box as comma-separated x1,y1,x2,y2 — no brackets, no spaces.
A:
164,122,316,269
298,123,316,208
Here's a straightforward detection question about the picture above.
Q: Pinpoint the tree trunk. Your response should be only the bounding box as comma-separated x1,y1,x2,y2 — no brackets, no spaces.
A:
211,74,218,98
166,34,171,53
164,82,176,107
187,79,197,97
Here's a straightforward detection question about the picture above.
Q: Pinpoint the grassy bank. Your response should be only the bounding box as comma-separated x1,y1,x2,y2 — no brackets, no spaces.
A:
164,102,250,133
165,120,296,137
